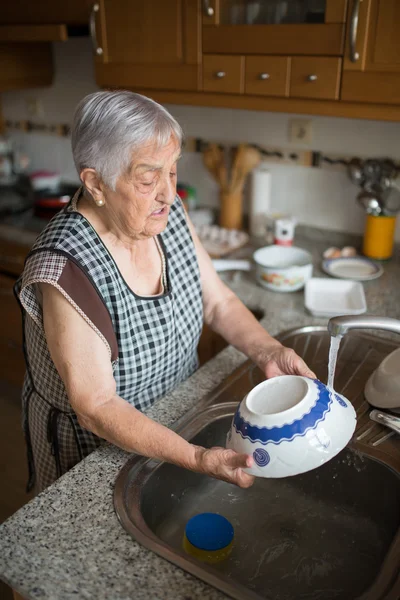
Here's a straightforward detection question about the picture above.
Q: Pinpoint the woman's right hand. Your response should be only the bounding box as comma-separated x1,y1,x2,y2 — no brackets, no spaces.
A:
193,446,255,488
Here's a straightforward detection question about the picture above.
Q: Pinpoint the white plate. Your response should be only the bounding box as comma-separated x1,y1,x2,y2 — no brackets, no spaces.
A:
304,277,367,317
322,256,383,281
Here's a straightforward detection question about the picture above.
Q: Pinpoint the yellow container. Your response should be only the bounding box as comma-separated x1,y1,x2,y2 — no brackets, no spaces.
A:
363,214,396,260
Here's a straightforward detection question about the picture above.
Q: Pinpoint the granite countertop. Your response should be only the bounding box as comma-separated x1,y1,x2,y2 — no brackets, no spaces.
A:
0,228,399,600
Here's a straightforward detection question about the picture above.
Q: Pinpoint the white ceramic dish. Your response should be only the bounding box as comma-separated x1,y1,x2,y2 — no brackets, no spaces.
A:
212,259,251,272
322,256,383,281
253,245,313,292
304,278,367,318
226,375,356,478
364,347,400,411
29,170,61,191
196,225,249,258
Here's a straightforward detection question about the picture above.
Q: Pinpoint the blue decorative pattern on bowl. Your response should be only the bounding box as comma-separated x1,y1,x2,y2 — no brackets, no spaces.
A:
233,379,332,445
253,448,270,467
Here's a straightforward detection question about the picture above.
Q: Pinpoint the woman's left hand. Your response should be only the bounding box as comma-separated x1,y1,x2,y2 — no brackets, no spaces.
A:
262,345,317,380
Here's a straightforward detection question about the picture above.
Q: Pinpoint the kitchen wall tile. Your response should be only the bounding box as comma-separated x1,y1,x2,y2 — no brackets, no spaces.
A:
1,38,400,241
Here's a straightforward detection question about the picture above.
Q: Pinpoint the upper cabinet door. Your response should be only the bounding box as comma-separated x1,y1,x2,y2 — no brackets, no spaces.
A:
342,0,400,104
366,0,400,72
0,0,91,24
101,0,190,65
202,0,346,56
94,0,201,91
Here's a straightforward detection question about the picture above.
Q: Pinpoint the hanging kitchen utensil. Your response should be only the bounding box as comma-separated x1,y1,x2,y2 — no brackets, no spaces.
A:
220,144,262,230
381,185,400,216
380,158,398,184
363,159,382,191
347,158,365,187
230,144,262,195
202,143,228,191
356,189,383,216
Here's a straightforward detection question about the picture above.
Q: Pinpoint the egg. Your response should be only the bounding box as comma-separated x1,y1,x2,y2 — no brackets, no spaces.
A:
323,247,341,259
341,246,357,257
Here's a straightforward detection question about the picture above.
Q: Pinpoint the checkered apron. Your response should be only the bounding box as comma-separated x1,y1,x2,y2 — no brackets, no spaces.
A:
15,190,203,492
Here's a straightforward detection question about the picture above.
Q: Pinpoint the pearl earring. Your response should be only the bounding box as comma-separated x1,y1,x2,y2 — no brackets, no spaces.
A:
95,197,105,207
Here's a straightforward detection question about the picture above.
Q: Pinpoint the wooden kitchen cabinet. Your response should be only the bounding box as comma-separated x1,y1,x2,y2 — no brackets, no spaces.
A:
0,274,25,388
94,0,201,92
290,57,341,100
198,323,228,366
0,237,30,277
202,0,346,56
0,0,92,42
0,42,53,91
341,0,400,104
245,56,290,97
0,1,91,25
203,54,244,94
0,237,29,387
93,0,400,121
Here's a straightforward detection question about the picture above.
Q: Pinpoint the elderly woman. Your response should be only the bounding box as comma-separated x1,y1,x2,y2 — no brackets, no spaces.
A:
16,91,315,494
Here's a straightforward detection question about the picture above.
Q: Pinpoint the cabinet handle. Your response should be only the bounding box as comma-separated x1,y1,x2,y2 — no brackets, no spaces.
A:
215,71,226,78
259,73,270,80
203,1,214,17
90,3,103,56
307,74,318,82
350,0,362,62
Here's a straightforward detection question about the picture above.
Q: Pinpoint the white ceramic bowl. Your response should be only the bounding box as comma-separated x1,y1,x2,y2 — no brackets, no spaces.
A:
364,347,400,411
226,375,356,478
253,245,313,292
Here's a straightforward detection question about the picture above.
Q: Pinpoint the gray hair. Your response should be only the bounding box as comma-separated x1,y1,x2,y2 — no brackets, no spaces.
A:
71,90,183,190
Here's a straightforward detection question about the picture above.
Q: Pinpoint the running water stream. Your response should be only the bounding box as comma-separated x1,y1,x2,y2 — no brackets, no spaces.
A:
327,335,342,390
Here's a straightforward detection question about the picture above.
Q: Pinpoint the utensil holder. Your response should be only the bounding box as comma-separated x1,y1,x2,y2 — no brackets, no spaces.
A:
219,191,243,230
363,214,396,260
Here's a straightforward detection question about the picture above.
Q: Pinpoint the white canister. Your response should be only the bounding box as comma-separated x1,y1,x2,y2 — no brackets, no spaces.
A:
249,164,272,238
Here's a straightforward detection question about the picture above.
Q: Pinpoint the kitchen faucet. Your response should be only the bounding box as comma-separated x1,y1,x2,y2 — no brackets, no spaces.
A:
328,315,400,338
328,315,400,436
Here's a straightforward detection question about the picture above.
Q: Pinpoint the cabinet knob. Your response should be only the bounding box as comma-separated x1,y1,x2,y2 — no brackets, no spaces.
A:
259,73,270,80
203,1,214,17
307,74,318,82
215,71,226,79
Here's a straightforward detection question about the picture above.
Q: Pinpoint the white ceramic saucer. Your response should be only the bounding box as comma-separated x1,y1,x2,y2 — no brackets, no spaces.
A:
322,256,383,281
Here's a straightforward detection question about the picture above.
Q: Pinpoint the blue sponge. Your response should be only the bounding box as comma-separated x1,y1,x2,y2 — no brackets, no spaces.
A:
185,513,234,551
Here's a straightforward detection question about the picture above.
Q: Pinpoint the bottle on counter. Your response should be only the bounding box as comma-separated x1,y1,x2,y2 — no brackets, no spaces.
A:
362,214,397,260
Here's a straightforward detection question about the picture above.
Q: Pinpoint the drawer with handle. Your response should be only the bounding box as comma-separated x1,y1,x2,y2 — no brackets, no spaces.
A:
245,56,290,97
203,54,244,94
290,57,342,100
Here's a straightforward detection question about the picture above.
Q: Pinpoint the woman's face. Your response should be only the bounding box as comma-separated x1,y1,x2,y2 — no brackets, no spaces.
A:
103,136,181,240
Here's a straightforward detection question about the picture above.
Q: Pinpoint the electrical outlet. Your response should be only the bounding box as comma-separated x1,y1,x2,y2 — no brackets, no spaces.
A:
289,119,313,145
26,97,44,118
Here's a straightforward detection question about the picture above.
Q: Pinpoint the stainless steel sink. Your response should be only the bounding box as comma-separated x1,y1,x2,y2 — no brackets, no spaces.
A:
114,327,400,600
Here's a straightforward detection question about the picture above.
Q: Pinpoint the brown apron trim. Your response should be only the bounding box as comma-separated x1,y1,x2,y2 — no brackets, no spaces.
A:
58,260,118,361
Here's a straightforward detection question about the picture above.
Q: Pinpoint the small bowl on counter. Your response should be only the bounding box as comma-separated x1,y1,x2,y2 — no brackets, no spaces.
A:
253,245,313,292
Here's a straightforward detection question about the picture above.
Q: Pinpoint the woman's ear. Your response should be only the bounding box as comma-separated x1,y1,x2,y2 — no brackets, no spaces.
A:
80,169,106,207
